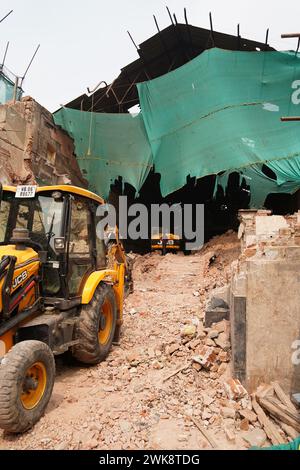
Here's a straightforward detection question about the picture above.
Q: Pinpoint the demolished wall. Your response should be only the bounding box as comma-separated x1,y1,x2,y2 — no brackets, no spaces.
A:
236,210,300,394
0,96,87,187
208,210,300,394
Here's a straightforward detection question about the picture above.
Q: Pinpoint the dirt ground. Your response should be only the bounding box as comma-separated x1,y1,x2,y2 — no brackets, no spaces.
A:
0,231,266,450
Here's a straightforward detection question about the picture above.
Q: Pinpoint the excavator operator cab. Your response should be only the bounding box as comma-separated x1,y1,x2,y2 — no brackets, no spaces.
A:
0,184,107,301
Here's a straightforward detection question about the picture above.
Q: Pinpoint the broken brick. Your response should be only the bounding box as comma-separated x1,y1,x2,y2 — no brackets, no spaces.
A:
223,378,248,401
240,418,249,431
201,409,212,420
225,427,236,442
202,393,214,406
214,319,229,333
218,351,230,363
242,429,267,448
207,329,219,339
166,343,180,355
214,332,230,351
238,409,257,423
188,339,201,350
217,362,228,376
193,345,217,370
221,406,236,419
205,338,216,347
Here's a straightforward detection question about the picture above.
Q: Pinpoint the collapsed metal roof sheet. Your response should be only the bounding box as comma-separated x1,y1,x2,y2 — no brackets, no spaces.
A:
64,23,275,114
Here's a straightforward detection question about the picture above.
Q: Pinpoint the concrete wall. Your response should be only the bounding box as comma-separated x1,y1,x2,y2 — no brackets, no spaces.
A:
246,246,300,393
229,210,300,394
0,96,86,187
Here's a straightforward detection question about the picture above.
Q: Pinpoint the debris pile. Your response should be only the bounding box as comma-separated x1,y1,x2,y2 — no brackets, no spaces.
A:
252,382,300,445
0,230,248,450
1,230,296,450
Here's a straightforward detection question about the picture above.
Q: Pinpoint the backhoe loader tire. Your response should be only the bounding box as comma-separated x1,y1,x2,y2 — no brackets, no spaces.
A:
0,340,55,433
72,284,117,364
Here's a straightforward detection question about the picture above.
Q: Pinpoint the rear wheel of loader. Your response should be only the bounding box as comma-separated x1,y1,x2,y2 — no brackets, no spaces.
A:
72,284,117,364
0,340,55,433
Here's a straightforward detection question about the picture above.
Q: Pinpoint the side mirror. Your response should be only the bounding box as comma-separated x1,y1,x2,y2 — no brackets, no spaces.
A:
54,237,65,254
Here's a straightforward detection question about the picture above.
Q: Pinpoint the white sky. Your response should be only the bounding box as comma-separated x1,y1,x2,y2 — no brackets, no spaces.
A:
1,0,300,112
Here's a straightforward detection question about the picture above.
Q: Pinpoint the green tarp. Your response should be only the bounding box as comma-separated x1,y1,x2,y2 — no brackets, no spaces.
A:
0,72,22,104
54,108,153,198
214,165,300,207
55,48,300,204
138,48,300,201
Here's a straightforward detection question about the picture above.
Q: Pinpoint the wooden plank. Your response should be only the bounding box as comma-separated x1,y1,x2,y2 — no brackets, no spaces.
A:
268,397,300,424
255,383,274,399
259,397,300,432
280,423,299,440
252,397,283,445
163,364,190,382
189,416,218,449
272,381,298,413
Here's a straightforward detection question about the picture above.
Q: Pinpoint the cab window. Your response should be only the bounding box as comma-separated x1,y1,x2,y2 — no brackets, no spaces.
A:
31,196,64,252
68,199,93,296
95,206,106,269
15,204,30,229
0,200,10,242
69,201,90,254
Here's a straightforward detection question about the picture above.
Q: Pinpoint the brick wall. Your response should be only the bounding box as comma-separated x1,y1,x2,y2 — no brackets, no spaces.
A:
0,96,87,188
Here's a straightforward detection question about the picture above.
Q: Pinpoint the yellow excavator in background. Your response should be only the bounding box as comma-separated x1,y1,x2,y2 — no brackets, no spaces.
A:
151,227,181,255
0,184,130,433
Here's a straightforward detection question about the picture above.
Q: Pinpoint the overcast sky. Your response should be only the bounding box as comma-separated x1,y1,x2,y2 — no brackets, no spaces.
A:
1,0,300,112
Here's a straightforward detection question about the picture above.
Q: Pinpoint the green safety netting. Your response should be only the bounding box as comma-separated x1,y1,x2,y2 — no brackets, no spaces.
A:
0,73,22,104
138,48,300,201
55,48,300,205
54,108,153,199
214,165,300,207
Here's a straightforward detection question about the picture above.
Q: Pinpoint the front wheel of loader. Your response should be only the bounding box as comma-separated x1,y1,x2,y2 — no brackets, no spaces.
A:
72,283,117,364
0,340,55,433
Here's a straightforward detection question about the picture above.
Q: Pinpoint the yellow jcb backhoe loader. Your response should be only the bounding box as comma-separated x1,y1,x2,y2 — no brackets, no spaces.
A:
0,184,129,433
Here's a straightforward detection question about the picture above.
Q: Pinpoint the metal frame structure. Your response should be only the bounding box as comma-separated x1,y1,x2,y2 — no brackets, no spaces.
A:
62,9,273,115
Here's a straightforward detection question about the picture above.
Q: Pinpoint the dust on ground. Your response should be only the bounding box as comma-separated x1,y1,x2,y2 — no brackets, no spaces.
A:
0,231,264,450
